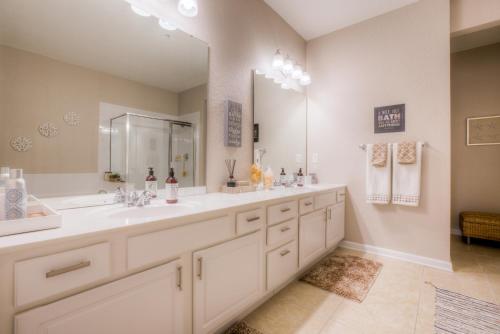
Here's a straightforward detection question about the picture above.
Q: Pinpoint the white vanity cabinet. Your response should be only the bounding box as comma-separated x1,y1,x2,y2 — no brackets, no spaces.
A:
326,203,345,249
299,209,327,268
14,259,184,334
193,232,263,334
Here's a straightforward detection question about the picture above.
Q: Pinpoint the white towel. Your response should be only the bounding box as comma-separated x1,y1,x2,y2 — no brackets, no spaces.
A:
392,142,423,207
366,144,391,204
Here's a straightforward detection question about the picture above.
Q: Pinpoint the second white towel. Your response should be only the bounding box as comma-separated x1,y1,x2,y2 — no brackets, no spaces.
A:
392,142,423,207
366,144,391,204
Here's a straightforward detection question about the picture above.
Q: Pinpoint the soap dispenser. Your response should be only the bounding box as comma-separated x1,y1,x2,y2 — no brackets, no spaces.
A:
165,165,178,204
297,168,304,187
280,168,287,186
145,167,158,198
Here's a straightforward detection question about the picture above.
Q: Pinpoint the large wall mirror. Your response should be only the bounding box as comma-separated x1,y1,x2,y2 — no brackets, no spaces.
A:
0,0,209,201
253,72,307,180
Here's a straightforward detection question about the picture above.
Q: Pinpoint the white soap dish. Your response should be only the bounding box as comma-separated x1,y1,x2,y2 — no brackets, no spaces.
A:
0,196,62,237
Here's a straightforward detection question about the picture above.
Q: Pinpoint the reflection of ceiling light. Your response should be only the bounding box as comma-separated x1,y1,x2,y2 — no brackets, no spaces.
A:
283,57,294,74
130,4,151,17
159,18,177,31
300,72,311,86
178,0,198,17
272,50,284,69
292,65,303,79
281,82,290,90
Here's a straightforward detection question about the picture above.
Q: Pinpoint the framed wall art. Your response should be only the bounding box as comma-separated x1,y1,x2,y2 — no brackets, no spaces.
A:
467,115,500,146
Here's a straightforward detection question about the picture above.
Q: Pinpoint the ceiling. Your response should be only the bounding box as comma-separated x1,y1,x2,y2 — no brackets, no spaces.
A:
264,0,419,40
0,0,208,93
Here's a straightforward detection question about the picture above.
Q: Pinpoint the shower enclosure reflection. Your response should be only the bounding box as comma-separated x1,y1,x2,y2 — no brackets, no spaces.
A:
110,113,195,189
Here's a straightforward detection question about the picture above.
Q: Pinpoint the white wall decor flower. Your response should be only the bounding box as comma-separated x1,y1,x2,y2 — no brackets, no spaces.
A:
10,136,33,152
38,122,59,138
63,112,80,126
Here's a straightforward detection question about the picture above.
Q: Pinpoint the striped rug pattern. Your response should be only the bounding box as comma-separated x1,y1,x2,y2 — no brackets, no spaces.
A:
434,286,500,334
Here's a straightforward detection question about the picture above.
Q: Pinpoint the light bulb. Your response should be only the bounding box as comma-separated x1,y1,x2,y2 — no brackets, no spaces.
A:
300,72,311,86
159,18,177,31
130,4,151,17
283,57,294,74
292,65,303,79
272,50,284,69
178,0,198,17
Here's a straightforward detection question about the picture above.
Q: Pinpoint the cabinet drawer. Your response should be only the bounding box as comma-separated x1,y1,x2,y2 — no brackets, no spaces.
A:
299,197,314,215
128,216,234,270
15,260,184,334
336,189,346,203
267,218,297,248
15,243,111,307
314,191,336,210
236,208,265,235
267,240,298,291
268,200,298,226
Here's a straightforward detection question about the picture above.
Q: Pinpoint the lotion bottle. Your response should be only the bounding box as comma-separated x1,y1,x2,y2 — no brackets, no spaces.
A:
165,166,178,204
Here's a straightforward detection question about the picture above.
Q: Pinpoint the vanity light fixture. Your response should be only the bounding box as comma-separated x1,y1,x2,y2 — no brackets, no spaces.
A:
130,4,151,17
178,0,198,17
272,50,284,69
159,18,177,31
270,49,311,89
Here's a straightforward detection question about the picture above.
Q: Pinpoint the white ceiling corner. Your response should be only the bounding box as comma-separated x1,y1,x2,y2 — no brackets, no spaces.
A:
264,0,419,40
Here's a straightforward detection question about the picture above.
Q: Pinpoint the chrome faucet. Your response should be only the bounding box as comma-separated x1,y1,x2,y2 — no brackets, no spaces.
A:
114,187,152,207
114,187,126,203
134,191,153,207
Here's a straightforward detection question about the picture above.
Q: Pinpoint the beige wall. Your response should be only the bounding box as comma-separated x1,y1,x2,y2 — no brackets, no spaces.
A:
451,0,500,36
179,84,207,186
307,0,451,262
451,43,500,230
0,46,178,173
151,0,306,191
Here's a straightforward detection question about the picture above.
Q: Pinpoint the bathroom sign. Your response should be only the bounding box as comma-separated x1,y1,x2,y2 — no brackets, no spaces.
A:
374,104,405,133
224,100,242,147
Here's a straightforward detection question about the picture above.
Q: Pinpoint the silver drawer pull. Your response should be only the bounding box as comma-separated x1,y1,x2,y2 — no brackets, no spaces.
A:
280,226,291,232
280,249,291,257
45,260,91,278
197,257,203,280
177,266,183,290
280,207,291,213
304,202,313,206
246,216,260,222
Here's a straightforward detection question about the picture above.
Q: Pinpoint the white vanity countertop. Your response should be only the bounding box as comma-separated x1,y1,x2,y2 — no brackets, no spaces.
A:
0,184,345,255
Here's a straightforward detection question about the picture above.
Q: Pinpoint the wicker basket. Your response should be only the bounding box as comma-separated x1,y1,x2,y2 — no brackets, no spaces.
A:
460,212,500,242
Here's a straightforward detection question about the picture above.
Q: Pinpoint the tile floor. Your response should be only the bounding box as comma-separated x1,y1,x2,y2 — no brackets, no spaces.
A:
243,236,500,334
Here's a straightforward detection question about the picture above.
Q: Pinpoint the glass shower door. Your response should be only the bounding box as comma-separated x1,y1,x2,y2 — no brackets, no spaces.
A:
170,123,195,187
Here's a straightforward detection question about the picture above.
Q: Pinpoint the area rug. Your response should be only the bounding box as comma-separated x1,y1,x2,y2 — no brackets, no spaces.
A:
225,322,263,334
433,285,500,334
300,254,382,302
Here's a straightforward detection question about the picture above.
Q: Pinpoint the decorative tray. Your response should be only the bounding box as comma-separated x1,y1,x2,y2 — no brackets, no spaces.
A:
0,196,62,237
221,185,257,194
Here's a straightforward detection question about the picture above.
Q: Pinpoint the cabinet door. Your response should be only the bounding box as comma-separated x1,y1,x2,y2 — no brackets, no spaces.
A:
326,202,345,248
193,232,263,334
15,260,184,334
299,209,327,268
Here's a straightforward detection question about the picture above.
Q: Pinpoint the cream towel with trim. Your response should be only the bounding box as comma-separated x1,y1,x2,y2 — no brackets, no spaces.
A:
366,144,391,204
392,142,423,206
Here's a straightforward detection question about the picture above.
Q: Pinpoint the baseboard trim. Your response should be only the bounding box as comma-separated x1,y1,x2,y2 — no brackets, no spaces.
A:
339,240,453,272
451,228,462,236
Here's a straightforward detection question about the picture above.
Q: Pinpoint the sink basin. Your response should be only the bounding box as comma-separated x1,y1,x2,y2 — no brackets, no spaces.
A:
107,203,195,220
